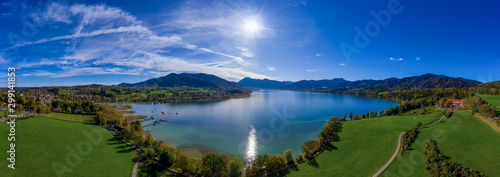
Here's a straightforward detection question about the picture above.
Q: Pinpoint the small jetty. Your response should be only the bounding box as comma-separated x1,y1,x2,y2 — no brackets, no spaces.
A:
152,119,168,126
140,117,155,122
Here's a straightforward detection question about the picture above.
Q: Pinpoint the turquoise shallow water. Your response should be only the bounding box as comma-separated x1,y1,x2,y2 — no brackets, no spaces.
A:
123,90,398,160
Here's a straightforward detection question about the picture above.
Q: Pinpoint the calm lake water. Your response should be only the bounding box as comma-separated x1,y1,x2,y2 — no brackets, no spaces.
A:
122,90,398,160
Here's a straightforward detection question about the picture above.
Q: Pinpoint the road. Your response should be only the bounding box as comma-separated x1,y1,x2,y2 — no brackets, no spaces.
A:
371,131,405,177
474,113,500,130
132,156,143,177
372,116,444,177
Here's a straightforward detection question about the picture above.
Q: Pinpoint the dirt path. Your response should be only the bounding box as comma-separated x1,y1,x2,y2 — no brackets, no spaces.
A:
132,156,143,177
474,113,500,131
372,116,444,177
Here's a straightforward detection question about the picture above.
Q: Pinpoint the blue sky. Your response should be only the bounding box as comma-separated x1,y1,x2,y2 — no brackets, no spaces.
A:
0,0,499,87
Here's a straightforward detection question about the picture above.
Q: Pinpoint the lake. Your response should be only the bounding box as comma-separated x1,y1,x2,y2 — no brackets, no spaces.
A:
122,90,398,161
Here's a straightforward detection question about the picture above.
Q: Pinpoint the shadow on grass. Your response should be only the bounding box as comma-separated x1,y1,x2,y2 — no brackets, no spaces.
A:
107,136,134,153
268,165,300,177
107,137,124,145
307,158,319,168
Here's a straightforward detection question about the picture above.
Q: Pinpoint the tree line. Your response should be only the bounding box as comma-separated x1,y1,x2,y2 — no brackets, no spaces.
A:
424,139,486,177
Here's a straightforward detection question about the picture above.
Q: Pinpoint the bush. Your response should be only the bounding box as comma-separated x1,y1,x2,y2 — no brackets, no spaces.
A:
445,111,453,118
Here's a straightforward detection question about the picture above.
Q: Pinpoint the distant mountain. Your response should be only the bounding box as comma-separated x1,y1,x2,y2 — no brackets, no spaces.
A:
282,78,348,90
336,74,481,89
237,77,294,89
119,73,248,90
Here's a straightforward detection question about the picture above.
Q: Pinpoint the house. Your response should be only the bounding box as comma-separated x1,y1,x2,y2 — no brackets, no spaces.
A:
74,109,83,113
446,99,464,109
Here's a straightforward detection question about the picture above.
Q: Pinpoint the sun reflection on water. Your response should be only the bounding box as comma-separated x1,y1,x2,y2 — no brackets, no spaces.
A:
245,125,258,162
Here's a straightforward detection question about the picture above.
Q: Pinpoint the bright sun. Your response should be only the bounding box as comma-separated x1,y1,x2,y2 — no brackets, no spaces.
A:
243,19,262,34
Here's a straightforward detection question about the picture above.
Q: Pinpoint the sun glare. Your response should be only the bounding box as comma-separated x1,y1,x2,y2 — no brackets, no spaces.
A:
243,19,262,34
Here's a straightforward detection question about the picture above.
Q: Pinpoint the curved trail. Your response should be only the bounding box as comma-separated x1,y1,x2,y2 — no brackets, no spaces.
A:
132,156,143,177
372,116,444,177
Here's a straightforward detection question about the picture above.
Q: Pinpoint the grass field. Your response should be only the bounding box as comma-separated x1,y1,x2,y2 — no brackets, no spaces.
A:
402,105,437,116
0,116,135,176
476,94,500,106
282,112,442,177
43,112,96,124
378,90,400,95
382,110,500,177
149,90,174,96
58,89,80,95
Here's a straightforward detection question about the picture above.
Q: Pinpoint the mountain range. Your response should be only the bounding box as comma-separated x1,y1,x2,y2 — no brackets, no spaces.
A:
117,73,482,91
238,74,481,90
237,77,293,89
118,73,247,90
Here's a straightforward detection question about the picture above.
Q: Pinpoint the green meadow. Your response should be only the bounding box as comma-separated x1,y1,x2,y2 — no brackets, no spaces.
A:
283,112,442,177
476,94,500,106
382,110,500,176
0,116,135,177
43,112,96,124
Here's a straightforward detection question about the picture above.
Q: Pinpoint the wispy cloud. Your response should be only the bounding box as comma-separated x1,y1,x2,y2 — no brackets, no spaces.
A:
339,63,346,66
315,53,321,57
390,57,403,61
7,25,157,50
0,53,6,64
416,57,421,61
307,67,325,72
6,1,271,84
266,66,275,71
236,47,254,58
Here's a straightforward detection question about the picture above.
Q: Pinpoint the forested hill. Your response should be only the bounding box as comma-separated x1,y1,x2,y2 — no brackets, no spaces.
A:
336,74,481,89
237,77,293,89
118,73,248,90
282,78,348,90
473,80,500,94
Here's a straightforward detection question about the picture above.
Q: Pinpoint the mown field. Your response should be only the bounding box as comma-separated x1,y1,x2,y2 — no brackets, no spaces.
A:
382,110,500,176
476,94,500,106
0,116,135,177
43,112,96,124
283,112,442,177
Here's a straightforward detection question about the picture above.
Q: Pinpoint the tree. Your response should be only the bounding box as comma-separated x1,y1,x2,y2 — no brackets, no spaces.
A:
175,155,189,172
145,133,154,147
158,143,178,167
416,122,422,128
295,155,304,163
201,153,229,176
283,149,294,164
227,157,243,177
445,111,453,118
349,112,353,119
302,146,310,157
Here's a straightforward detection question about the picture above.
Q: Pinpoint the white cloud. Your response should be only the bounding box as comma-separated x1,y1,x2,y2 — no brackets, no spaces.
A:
21,70,57,77
199,47,248,66
236,47,254,58
390,57,403,61
7,2,271,83
266,66,275,71
307,68,324,72
315,53,321,57
416,57,421,61
8,25,156,50
31,3,72,24
0,53,6,64
339,63,346,66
